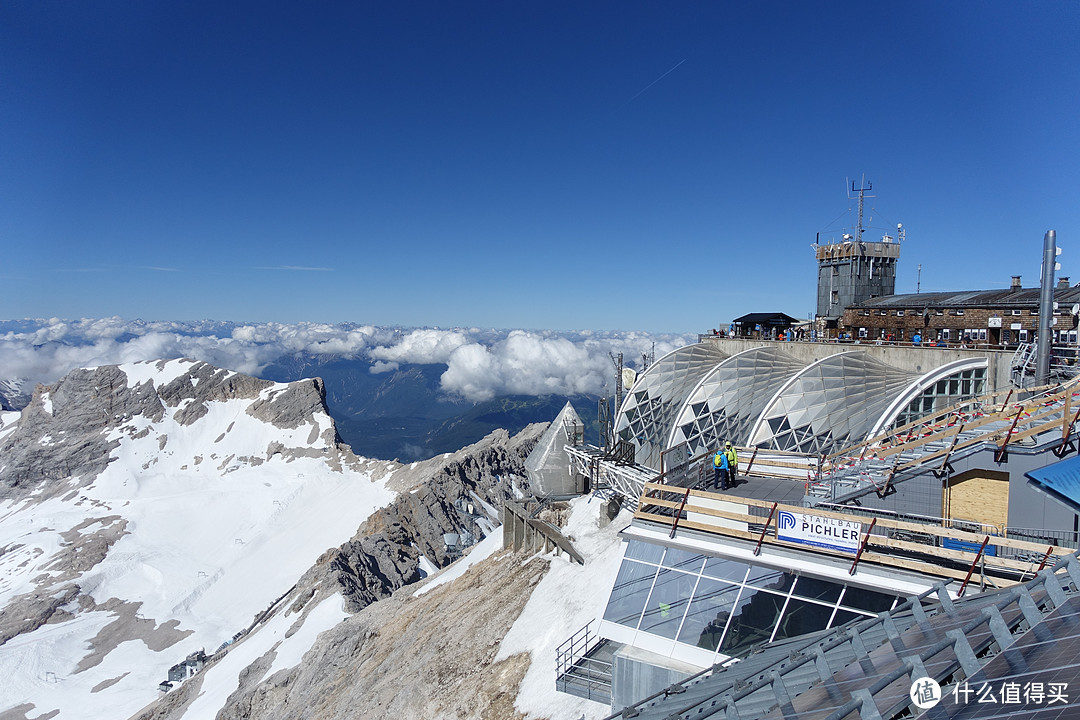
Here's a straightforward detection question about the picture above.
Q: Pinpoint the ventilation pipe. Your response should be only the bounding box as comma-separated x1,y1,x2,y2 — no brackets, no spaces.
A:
1036,230,1058,386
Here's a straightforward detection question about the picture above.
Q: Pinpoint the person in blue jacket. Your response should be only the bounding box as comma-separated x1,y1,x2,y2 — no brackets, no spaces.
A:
713,447,730,490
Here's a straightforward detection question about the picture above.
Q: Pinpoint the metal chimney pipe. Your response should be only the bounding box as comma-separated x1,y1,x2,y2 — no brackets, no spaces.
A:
1036,230,1058,386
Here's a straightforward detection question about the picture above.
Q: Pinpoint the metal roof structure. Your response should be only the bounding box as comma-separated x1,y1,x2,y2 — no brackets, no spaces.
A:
732,313,803,327
615,343,729,470
851,286,1080,310
616,342,988,470
1026,454,1080,515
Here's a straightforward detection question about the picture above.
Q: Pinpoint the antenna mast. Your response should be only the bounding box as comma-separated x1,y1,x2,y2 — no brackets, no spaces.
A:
849,175,874,244
609,352,624,415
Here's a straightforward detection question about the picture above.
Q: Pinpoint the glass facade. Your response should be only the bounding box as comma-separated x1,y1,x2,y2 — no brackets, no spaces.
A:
748,352,919,454
893,366,987,428
602,540,900,663
614,344,728,470
614,341,993,471
668,347,806,458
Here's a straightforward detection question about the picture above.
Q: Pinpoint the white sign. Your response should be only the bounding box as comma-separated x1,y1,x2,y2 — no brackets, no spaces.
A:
777,510,862,553
988,317,1002,328
1011,323,1022,330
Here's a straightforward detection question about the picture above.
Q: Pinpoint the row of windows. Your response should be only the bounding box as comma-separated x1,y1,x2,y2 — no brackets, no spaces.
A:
894,368,987,427
858,308,1053,317
602,542,900,660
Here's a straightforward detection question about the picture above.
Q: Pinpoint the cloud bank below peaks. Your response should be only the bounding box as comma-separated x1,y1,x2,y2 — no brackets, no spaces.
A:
0,318,694,404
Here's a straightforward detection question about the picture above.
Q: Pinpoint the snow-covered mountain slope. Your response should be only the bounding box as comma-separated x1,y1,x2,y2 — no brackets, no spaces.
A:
131,493,629,720
0,360,397,720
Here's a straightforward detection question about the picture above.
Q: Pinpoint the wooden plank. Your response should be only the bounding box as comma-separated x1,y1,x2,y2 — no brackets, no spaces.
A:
639,483,1073,555
633,511,1014,588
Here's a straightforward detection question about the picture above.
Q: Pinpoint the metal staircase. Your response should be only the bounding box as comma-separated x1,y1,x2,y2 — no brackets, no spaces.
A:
805,380,1080,503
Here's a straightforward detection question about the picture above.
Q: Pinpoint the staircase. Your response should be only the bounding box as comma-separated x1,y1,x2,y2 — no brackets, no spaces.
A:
806,380,1080,503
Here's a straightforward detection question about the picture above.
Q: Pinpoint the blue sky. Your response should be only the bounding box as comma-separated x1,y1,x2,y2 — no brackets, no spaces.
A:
2,1,1077,333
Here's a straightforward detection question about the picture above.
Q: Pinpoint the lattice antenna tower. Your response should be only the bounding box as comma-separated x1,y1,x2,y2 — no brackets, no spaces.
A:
609,352,624,414
848,175,875,243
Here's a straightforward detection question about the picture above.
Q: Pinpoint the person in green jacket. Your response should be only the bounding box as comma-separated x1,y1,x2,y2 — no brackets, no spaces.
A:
724,441,739,486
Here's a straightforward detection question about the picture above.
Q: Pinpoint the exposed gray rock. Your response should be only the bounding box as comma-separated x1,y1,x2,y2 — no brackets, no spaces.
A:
308,425,543,613
0,365,163,500
0,360,344,503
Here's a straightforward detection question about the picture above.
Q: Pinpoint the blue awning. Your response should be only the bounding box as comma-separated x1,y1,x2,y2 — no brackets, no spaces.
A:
1026,454,1080,513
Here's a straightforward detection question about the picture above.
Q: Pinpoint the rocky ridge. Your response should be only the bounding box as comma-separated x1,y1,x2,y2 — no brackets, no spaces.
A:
0,359,353,503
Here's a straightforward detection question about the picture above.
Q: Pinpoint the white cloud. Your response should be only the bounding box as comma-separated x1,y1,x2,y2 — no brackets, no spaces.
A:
368,329,471,372
437,330,690,402
0,319,694,404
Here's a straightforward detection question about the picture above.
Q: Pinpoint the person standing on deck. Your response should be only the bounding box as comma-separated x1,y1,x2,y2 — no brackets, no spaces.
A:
713,447,730,490
724,441,739,486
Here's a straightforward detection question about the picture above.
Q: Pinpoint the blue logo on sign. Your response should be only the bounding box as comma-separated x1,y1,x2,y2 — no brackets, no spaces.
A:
778,511,796,530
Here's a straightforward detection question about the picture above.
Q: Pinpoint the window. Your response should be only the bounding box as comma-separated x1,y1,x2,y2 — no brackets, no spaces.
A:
950,309,965,316
602,550,902,664
639,568,696,639
860,310,871,316
1011,309,1022,316
677,578,742,651
603,560,659,627
839,586,899,613
1031,308,1039,315
895,310,905,317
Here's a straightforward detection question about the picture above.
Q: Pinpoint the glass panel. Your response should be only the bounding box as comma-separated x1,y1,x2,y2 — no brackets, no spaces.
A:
639,568,697,639
662,547,706,574
624,540,665,564
840,586,898,613
703,557,749,583
791,575,843,604
719,587,786,658
677,577,743,651
829,608,868,628
772,597,835,642
603,560,658,628
745,565,796,594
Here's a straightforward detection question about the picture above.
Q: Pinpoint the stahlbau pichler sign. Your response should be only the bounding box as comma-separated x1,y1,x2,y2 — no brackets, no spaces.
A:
777,510,862,554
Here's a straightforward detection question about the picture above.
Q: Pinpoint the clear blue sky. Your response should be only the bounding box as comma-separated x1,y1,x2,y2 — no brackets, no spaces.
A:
2,1,1077,333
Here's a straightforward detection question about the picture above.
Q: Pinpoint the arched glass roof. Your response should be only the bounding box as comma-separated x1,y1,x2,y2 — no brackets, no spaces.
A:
614,343,728,470
748,351,919,454
614,342,997,474
668,346,806,457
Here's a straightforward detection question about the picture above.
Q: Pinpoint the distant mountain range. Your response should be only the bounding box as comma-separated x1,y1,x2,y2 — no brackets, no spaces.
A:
259,354,603,461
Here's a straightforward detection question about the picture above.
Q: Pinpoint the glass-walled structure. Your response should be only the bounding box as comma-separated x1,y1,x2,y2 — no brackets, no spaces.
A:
614,344,728,469
891,366,987,429
599,540,902,667
669,347,805,458
614,341,990,469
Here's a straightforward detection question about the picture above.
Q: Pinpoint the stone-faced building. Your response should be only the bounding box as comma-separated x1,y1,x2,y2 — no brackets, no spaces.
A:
839,276,1080,346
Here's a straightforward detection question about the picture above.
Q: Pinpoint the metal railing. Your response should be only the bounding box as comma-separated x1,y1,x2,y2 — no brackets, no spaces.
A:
555,619,612,703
